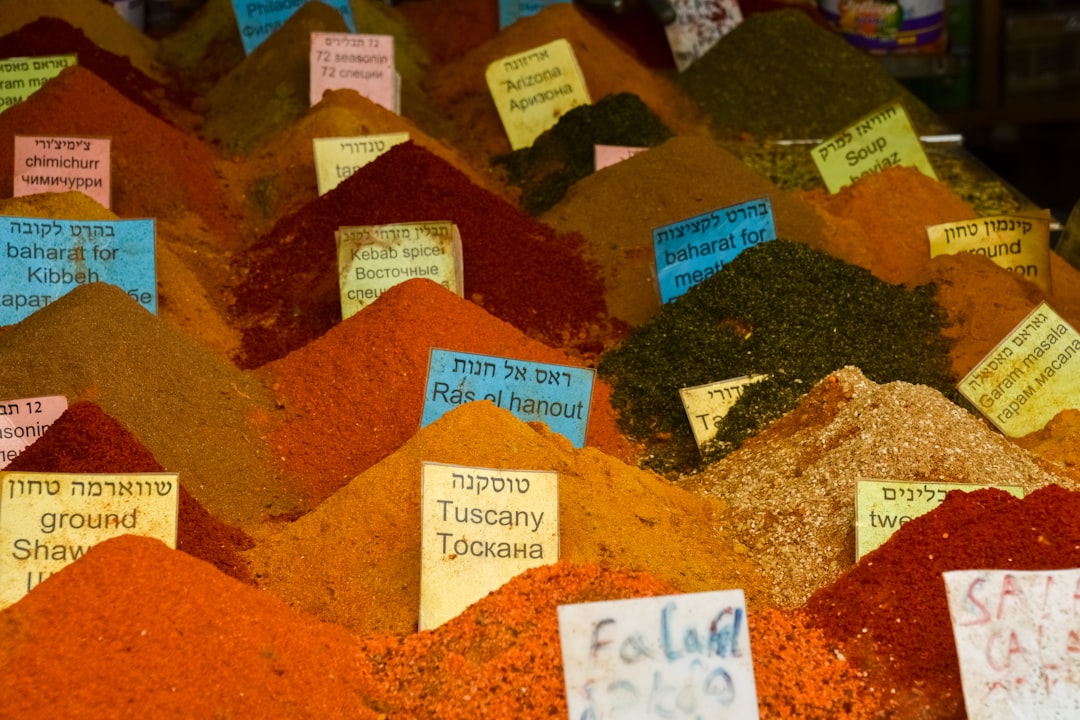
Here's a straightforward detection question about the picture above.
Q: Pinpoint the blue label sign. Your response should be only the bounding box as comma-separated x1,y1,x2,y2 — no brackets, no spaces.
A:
653,196,775,304
422,349,593,447
1,217,156,324
498,0,570,29
232,0,356,54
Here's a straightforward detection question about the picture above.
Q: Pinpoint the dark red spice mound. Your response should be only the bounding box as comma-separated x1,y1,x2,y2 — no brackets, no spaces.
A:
5,401,255,584
229,141,609,369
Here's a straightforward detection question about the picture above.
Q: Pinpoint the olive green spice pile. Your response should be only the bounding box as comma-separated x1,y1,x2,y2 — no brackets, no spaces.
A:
493,92,672,215
598,239,959,473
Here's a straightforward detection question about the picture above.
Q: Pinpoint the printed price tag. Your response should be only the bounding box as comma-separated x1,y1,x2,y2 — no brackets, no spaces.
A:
680,375,767,450
558,589,759,720
0,216,156,324
421,349,594,447
855,479,1024,560
309,32,397,112
312,132,409,195
959,302,1080,437
486,39,590,150
231,0,355,54
14,135,111,208
812,99,936,194
927,214,1052,293
654,197,775,304
0,471,179,609
664,0,743,72
945,568,1080,718
335,221,464,318
419,461,558,629
498,0,570,28
0,395,68,469
594,144,646,171
0,55,77,113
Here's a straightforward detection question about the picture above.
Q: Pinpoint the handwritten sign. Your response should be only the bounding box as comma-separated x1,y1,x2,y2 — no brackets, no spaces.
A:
312,132,409,195
945,568,1080,718
558,589,759,719
486,39,590,150
1,216,156,324
959,302,1080,437
0,395,68,469
421,349,593,447
654,197,775,304
498,0,570,28
231,0,355,54
419,462,558,630
0,55,77,113
664,0,743,72
335,221,464,318
309,31,397,112
14,135,111,208
812,99,936,193
855,479,1025,560
927,214,1052,293
679,375,768,450
0,471,179,609
594,144,646,171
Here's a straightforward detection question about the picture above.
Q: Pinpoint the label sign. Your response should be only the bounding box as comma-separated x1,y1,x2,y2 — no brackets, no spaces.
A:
0,55,76,113
945,568,1080,718
654,197,775,304
664,0,743,72
680,375,768,450
486,39,591,151
421,349,594,447
498,0,570,29
335,221,464,319
812,99,936,193
927,215,1052,293
959,302,1080,437
419,461,558,630
1,216,156,324
855,479,1024,560
14,135,111,208
231,0,355,54
309,32,397,112
0,395,68,469
558,589,759,720
594,144,646,171
0,471,179,608
312,132,409,195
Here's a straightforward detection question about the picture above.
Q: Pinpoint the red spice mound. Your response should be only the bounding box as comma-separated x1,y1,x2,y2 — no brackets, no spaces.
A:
5,401,254,584
258,278,639,503
230,141,610,369
0,535,383,719
803,485,1080,719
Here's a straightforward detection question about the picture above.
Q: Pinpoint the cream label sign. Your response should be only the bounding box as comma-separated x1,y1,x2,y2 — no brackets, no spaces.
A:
959,302,1080,437
927,214,1052,293
0,55,76,112
680,375,768,450
558,589,759,720
13,135,112,209
945,568,1080,718
654,197,775,304
231,0,354,54
421,349,593,447
309,32,397,112
312,132,409,195
0,471,179,609
0,395,68,469
418,462,558,630
1,216,156,324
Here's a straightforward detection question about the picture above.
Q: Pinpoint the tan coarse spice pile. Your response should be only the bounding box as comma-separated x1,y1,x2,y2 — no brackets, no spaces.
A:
684,366,1078,608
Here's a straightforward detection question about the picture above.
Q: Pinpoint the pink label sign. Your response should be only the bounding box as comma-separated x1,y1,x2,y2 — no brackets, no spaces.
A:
0,395,68,469
594,144,646,171
13,136,111,208
310,32,396,112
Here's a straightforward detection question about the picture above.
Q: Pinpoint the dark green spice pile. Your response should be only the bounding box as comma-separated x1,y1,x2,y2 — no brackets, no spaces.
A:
598,239,961,474
493,93,672,215
677,9,945,139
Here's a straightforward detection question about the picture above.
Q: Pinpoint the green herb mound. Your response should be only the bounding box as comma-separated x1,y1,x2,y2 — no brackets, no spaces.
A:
599,239,960,474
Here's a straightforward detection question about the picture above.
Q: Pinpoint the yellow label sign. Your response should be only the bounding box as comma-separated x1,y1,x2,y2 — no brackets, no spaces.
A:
679,374,768,450
335,221,464,318
0,55,77,113
0,471,179,609
856,479,1024,560
927,214,1052,293
812,99,936,193
959,302,1080,437
419,462,558,629
312,132,410,195
485,38,591,150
